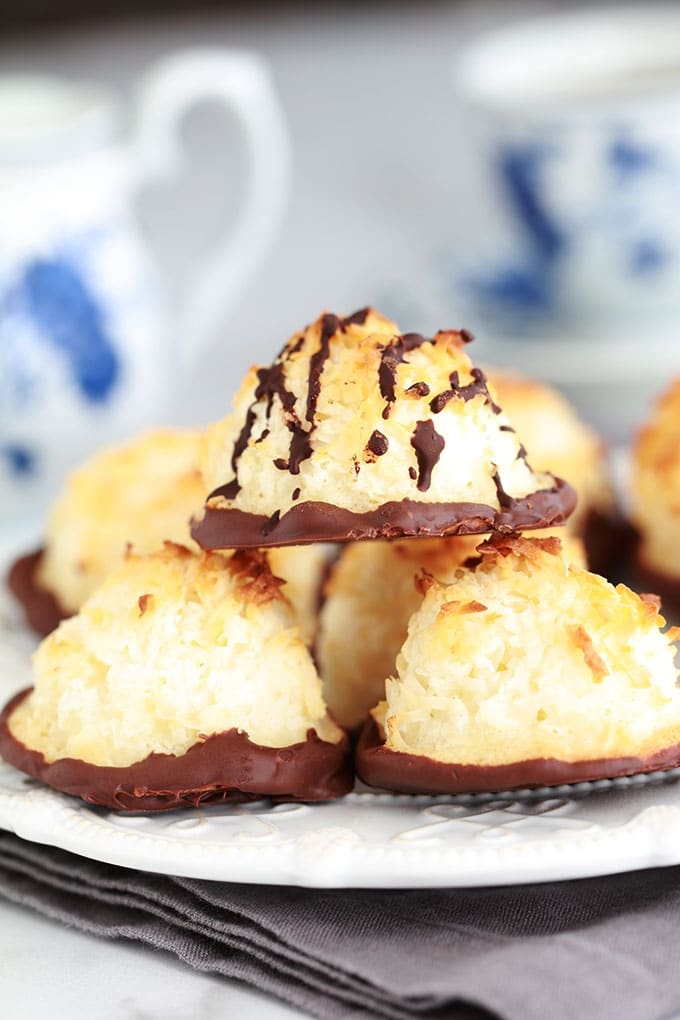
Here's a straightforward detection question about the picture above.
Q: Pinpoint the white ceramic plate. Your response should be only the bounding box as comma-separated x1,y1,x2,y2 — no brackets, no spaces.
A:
4,570,680,887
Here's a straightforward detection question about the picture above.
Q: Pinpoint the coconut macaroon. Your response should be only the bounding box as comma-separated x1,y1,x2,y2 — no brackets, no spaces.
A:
631,377,680,612
9,428,207,636
317,533,586,731
356,535,680,795
488,370,618,571
193,309,575,548
0,544,351,810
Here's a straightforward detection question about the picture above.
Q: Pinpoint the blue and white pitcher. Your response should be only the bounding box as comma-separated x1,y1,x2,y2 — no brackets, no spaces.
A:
0,49,290,533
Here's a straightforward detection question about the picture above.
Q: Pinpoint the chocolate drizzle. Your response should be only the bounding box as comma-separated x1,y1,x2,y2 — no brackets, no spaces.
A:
211,315,343,499
492,470,514,510
367,430,389,457
430,367,500,416
218,479,240,500
220,409,256,498
212,360,301,500
289,313,339,475
378,333,430,419
341,307,370,327
410,421,445,492
429,390,454,414
288,334,305,356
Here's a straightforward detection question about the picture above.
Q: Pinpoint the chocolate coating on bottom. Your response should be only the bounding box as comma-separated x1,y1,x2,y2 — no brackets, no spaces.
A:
356,716,680,795
193,480,576,549
7,550,69,637
0,689,353,811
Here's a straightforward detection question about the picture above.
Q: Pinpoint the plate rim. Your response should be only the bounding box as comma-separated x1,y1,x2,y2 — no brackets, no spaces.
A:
4,763,680,888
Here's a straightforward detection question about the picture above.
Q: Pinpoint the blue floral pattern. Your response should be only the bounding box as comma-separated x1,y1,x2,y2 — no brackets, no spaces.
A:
455,127,673,327
5,257,120,404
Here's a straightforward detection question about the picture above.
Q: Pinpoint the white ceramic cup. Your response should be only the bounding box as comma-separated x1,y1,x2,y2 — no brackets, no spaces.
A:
455,6,680,326
0,50,290,535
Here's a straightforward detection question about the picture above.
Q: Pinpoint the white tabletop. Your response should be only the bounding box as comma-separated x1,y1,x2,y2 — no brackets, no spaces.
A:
1,896,301,1018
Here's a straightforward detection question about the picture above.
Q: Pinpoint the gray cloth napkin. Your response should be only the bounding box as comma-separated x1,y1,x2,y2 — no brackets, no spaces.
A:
0,829,678,1020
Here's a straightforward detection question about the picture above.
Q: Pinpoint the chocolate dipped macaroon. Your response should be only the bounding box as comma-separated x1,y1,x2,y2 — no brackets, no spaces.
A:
194,309,575,549
356,535,680,795
1,543,352,810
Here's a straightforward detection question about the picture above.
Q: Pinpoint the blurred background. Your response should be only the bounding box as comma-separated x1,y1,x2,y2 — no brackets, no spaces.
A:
2,0,680,531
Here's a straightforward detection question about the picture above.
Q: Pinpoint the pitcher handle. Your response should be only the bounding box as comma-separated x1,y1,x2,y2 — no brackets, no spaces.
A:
132,48,291,368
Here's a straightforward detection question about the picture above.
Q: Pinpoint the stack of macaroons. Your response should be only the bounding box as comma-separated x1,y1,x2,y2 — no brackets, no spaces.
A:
3,306,677,805
0,544,352,809
630,378,680,615
356,535,680,793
